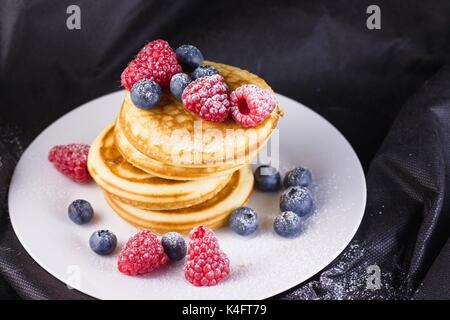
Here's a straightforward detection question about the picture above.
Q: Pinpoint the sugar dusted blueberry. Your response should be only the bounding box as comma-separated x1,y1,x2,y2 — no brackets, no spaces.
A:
280,186,314,217
229,207,259,236
130,79,162,109
254,165,281,192
161,232,187,261
273,211,303,238
191,65,219,80
89,230,117,256
284,166,313,188
175,44,204,72
170,73,191,101
68,199,93,225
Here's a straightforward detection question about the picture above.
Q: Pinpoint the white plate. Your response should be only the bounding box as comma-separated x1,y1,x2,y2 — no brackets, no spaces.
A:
8,91,366,300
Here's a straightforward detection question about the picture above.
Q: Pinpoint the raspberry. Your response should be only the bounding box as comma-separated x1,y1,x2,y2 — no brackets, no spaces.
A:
230,84,277,127
181,75,230,122
121,39,182,90
118,230,168,276
184,226,230,286
48,144,91,183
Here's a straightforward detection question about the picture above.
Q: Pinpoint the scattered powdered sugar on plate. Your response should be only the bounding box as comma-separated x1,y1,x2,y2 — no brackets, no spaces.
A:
8,91,367,299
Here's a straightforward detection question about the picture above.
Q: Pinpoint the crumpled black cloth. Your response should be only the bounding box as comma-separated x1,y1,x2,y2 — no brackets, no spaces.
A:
283,65,450,300
1,0,450,300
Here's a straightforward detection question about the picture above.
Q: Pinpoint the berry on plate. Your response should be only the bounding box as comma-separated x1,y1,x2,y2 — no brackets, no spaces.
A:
181,74,230,122
121,39,182,90
170,73,191,101
89,230,117,255
184,226,230,286
48,143,91,183
229,207,259,236
230,84,277,127
191,65,219,80
130,79,162,109
118,230,168,276
175,44,204,72
68,199,93,225
273,211,303,238
161,232,187,261
284,166,312,188
254,165,281,192
280,186,314,217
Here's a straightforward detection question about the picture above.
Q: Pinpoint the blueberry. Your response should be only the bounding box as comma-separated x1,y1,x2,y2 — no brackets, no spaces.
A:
229,207,259,236
273,211,303,238
175,44,204,72
130,79,162,109
170,73,191,101
161,232,187,261
254,165,281,192
191,65,219,80
280,186,314,217
284,166,312,188
89,230,117,256
68,199,93,225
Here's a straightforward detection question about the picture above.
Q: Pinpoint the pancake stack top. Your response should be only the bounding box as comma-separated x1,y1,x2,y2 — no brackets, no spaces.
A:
88,42,283,234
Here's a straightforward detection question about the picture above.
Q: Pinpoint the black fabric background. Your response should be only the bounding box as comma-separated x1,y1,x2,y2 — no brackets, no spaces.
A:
1,0,450,299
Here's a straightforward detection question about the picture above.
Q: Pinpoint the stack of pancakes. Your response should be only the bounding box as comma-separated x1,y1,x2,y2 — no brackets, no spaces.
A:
88,62,283,234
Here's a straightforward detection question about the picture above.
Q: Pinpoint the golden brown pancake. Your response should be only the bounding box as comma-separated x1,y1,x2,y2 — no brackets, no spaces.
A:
114,120,269,180
88,124,232,210
104,165,254,234
116,61,282,179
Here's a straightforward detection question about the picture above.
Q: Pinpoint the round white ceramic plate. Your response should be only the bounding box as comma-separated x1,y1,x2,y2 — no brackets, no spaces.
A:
8,91,366,300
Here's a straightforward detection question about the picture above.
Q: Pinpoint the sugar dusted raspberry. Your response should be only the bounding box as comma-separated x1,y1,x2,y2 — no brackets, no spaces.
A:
181,74,230,122
121,39,182,90
184,226,230,286
230,84,277,127
118,230,168,276
48,144,91,183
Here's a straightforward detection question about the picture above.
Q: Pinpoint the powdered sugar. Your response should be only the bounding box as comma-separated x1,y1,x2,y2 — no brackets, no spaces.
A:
118,230,168,276
48,143,91,183
230,84,276,127
182,74,230,122
8,91,367,299
121,39,182,89
185,226,230,287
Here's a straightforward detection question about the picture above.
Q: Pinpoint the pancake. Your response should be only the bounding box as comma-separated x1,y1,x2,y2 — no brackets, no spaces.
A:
116,61,283,171
104,165,254,234
114,120,268,180
88,124,232,210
